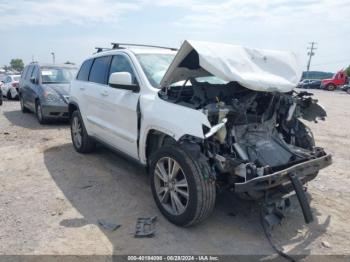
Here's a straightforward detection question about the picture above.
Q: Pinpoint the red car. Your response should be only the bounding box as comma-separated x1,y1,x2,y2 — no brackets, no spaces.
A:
321,70,348,91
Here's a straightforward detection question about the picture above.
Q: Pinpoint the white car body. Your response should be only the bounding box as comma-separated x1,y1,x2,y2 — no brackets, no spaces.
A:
1,74,20,99
70,40,302,165
69,40,332,226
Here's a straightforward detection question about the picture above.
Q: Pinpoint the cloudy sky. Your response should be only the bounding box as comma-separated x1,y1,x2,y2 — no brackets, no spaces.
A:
0,0,349,72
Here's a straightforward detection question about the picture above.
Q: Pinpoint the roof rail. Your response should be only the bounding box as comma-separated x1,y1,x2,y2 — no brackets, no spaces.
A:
111,43,178,51
94,47,112,53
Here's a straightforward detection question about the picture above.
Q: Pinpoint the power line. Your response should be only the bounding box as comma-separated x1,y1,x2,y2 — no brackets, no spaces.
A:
313,58,350,66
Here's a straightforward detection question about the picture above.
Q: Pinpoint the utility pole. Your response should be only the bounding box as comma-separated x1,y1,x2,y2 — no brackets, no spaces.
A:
306,42,317,79
51,52,55,64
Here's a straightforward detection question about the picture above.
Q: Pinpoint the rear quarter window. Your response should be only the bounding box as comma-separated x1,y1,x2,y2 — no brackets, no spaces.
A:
77,59,93,81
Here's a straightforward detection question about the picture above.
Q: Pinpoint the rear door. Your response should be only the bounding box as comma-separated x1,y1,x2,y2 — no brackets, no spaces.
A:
82,56,112,138
98,54,140,159
21,66,34,110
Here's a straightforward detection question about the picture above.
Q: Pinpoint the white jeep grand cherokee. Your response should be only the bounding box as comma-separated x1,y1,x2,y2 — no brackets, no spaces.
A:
69,41,332,227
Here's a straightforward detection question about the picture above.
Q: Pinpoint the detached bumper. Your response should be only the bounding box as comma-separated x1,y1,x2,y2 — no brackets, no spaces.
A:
42,104,69,119
235,154,332,192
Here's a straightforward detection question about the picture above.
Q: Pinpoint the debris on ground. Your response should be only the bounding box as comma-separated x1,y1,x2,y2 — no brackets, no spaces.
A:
98,219,121,231
134,216,157,238
322,241,331,248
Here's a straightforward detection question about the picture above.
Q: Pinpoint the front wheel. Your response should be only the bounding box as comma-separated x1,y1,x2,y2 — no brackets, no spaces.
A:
70,110,95,153
347,89,350,95
150,145,216,227
35,100,47,124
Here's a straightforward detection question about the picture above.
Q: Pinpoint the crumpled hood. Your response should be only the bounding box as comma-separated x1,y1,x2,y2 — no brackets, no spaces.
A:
42,83,70,95
160,40,302,93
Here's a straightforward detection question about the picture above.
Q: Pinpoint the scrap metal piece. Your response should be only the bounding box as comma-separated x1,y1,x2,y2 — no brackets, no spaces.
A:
262,197,291,229
134,216,157,238
98,219,121,231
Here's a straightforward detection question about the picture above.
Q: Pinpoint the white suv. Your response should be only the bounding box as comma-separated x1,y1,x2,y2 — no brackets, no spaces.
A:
69,41,332,227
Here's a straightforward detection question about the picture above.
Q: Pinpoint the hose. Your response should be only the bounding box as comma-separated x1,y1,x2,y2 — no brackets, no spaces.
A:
260,207,297,262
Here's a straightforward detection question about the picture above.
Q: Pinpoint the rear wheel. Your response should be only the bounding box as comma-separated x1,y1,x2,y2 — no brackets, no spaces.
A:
20,95,30,113
150,145,216,227
70,110,95,153
7,90,12,100
326,84,336,91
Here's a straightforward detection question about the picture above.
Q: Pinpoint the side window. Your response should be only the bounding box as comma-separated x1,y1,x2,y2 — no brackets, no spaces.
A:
89,56,112,85
25,66,33,80
31,66,39,80
77,59,93,81
109,55,137,84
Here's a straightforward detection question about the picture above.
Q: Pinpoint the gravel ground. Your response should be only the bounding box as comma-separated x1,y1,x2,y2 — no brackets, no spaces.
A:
0,90,349,260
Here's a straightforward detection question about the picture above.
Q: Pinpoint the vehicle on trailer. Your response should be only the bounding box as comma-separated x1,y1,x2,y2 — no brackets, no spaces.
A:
321,69,348,91
0,74,20,99
69,41,332,227
19,63,78,124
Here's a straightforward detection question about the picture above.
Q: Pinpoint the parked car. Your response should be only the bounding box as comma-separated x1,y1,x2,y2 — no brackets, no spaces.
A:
297,79,321,89
321,70,348,91
69,41,332,227
1,74,20,99
19,63,78,124
342,84,350,94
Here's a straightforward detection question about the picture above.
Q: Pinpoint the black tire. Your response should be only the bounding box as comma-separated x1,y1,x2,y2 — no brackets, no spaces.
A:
20,95,30,113
326,84,336,91
70,110,96,153
150,145,216,227
347,89,350,95
0,97,2,106
35,100,47,124
7,90,12,100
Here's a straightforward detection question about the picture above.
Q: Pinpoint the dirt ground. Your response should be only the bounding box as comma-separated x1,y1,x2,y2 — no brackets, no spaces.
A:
0,90,349,260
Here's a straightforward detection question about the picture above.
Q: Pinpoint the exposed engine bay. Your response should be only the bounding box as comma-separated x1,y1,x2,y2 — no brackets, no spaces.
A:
159,79,330,200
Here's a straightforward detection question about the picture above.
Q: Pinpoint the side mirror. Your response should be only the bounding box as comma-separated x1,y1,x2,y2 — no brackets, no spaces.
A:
108,72,139,92
30,77,37,84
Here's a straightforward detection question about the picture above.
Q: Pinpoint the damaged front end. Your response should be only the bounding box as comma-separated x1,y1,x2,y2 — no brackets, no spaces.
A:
158,40,332,226
160,81,332,225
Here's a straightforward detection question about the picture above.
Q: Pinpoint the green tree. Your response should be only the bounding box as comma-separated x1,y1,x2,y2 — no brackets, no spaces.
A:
345,65,350,77
10,59,24,72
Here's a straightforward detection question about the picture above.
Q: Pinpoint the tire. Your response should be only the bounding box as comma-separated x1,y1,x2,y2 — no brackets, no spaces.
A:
326,84,336,91
295,120,315,150
347,89,350,95
35,100,47,124
150,145,216,227
20,95,30,113
7,90,12,100
70,110,96,153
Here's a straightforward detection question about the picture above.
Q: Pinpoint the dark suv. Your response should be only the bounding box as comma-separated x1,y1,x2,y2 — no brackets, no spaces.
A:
19,63,77,124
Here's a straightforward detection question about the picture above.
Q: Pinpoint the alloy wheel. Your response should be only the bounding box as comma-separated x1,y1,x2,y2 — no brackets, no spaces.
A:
154,157,189,215
72,116,83,148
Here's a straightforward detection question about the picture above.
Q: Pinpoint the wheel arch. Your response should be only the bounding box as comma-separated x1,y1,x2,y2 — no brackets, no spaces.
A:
68,102,79,119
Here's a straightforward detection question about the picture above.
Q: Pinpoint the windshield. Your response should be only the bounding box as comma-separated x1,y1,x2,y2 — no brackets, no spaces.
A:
135,54,175,88
41,67,77,84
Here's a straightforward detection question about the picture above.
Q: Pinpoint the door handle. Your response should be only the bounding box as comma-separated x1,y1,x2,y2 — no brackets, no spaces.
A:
101,90,109,96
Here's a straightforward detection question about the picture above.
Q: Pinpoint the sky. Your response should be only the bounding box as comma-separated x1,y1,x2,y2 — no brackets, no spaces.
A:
0,0,349,73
